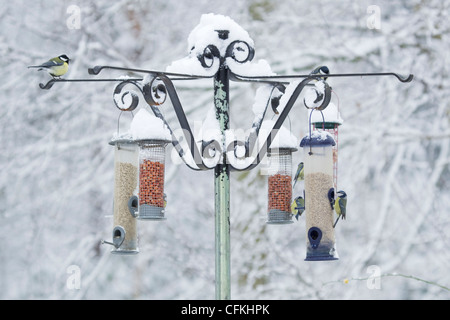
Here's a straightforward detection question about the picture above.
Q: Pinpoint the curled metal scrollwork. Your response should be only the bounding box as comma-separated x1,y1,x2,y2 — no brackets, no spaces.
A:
226,75,333,171
196,39,255,73
113,80,140,111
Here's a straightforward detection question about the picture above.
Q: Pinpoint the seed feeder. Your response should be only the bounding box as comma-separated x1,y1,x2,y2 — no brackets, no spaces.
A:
266,124,298,224
310,102,343,189
300,131,338,261
135,139,170,220
129,109,172,220
107,138,139,255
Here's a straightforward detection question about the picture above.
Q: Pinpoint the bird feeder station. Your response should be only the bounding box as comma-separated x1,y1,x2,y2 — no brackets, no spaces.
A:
36,12,413,299
108,138,139,255
310,102,343,189
300,131,338,261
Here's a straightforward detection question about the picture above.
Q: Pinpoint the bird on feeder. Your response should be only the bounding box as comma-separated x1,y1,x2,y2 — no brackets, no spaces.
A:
333,190,347,228
292,161,304,188
291,195,305,220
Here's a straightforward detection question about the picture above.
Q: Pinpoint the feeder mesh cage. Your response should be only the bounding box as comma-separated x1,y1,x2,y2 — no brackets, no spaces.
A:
139,143,166,210
267,149,293,221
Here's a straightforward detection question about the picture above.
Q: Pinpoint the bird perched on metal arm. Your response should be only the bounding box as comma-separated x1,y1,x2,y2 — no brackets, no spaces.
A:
28,54,70,79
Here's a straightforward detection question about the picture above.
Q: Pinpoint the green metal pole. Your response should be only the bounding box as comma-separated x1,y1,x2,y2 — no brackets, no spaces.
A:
214,65,231,300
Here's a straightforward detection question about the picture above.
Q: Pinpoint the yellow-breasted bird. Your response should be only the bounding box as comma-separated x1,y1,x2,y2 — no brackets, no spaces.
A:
291,195,305,220
28,54,70,79
333,190,347,228
293,162,304,188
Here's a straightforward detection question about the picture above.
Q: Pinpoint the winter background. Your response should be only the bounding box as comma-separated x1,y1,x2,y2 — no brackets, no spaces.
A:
1,0,449,300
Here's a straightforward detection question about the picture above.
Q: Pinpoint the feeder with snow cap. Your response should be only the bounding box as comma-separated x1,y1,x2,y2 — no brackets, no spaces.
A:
265,123,298,224
130,109,172,220
300,131,338,261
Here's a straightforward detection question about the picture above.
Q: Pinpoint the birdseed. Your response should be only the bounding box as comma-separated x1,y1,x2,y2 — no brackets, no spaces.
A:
113,162,138,246
268,174,292,213
304,172,335,244
139,160,165,208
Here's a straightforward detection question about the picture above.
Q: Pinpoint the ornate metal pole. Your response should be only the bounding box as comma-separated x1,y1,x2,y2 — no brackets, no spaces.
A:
214,66,231,300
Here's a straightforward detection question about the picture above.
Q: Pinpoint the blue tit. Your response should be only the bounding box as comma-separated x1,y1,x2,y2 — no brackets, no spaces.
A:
291,196,305,220
28,54,70,79
327,188,335,210
293,162,304,188
333,190,347,228
310,65,329,81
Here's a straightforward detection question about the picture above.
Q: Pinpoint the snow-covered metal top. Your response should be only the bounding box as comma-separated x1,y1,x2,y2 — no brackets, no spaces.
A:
300,130,336,147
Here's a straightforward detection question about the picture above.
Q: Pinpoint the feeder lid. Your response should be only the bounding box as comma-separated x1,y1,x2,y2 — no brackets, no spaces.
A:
109,136,136,146
300,130,336,147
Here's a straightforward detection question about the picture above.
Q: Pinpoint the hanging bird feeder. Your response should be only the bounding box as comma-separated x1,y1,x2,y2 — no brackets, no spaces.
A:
108,138,139,254
310,102,343,190
134,138,170,220
266,146,297,224
128,109,172,220
300,131,338,261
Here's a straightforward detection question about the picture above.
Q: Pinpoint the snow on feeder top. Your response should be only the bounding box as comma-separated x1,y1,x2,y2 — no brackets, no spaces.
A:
300,130,338,261
127,109,172,221
264,121,298,224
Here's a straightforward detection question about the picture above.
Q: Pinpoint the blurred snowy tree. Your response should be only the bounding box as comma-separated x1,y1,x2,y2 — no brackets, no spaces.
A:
0,0,448,299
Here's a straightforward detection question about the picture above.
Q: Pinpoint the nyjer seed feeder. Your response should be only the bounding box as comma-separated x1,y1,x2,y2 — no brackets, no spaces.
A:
300,130,338,261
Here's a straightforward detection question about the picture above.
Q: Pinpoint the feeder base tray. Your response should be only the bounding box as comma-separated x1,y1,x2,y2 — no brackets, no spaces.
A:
111,248,139,255
266,209,293,224
138,204,166,220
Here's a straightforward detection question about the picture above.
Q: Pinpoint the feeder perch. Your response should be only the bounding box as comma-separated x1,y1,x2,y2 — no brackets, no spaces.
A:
300,131,338,261
109,138,139,255
266,145,297,224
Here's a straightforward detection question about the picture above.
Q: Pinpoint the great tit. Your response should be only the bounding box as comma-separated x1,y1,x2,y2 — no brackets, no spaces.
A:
293,162,304,188
310,65,329,81
28,54,70,79
333,190,347,228
291,195,305,220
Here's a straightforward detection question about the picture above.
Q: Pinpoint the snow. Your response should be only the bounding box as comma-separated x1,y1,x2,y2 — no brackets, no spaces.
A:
251,85,273,120
166,13,274,77
309,102,344,125
259,120,298,149
4,1,448,301
304,81,327,109
112,108,172,142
